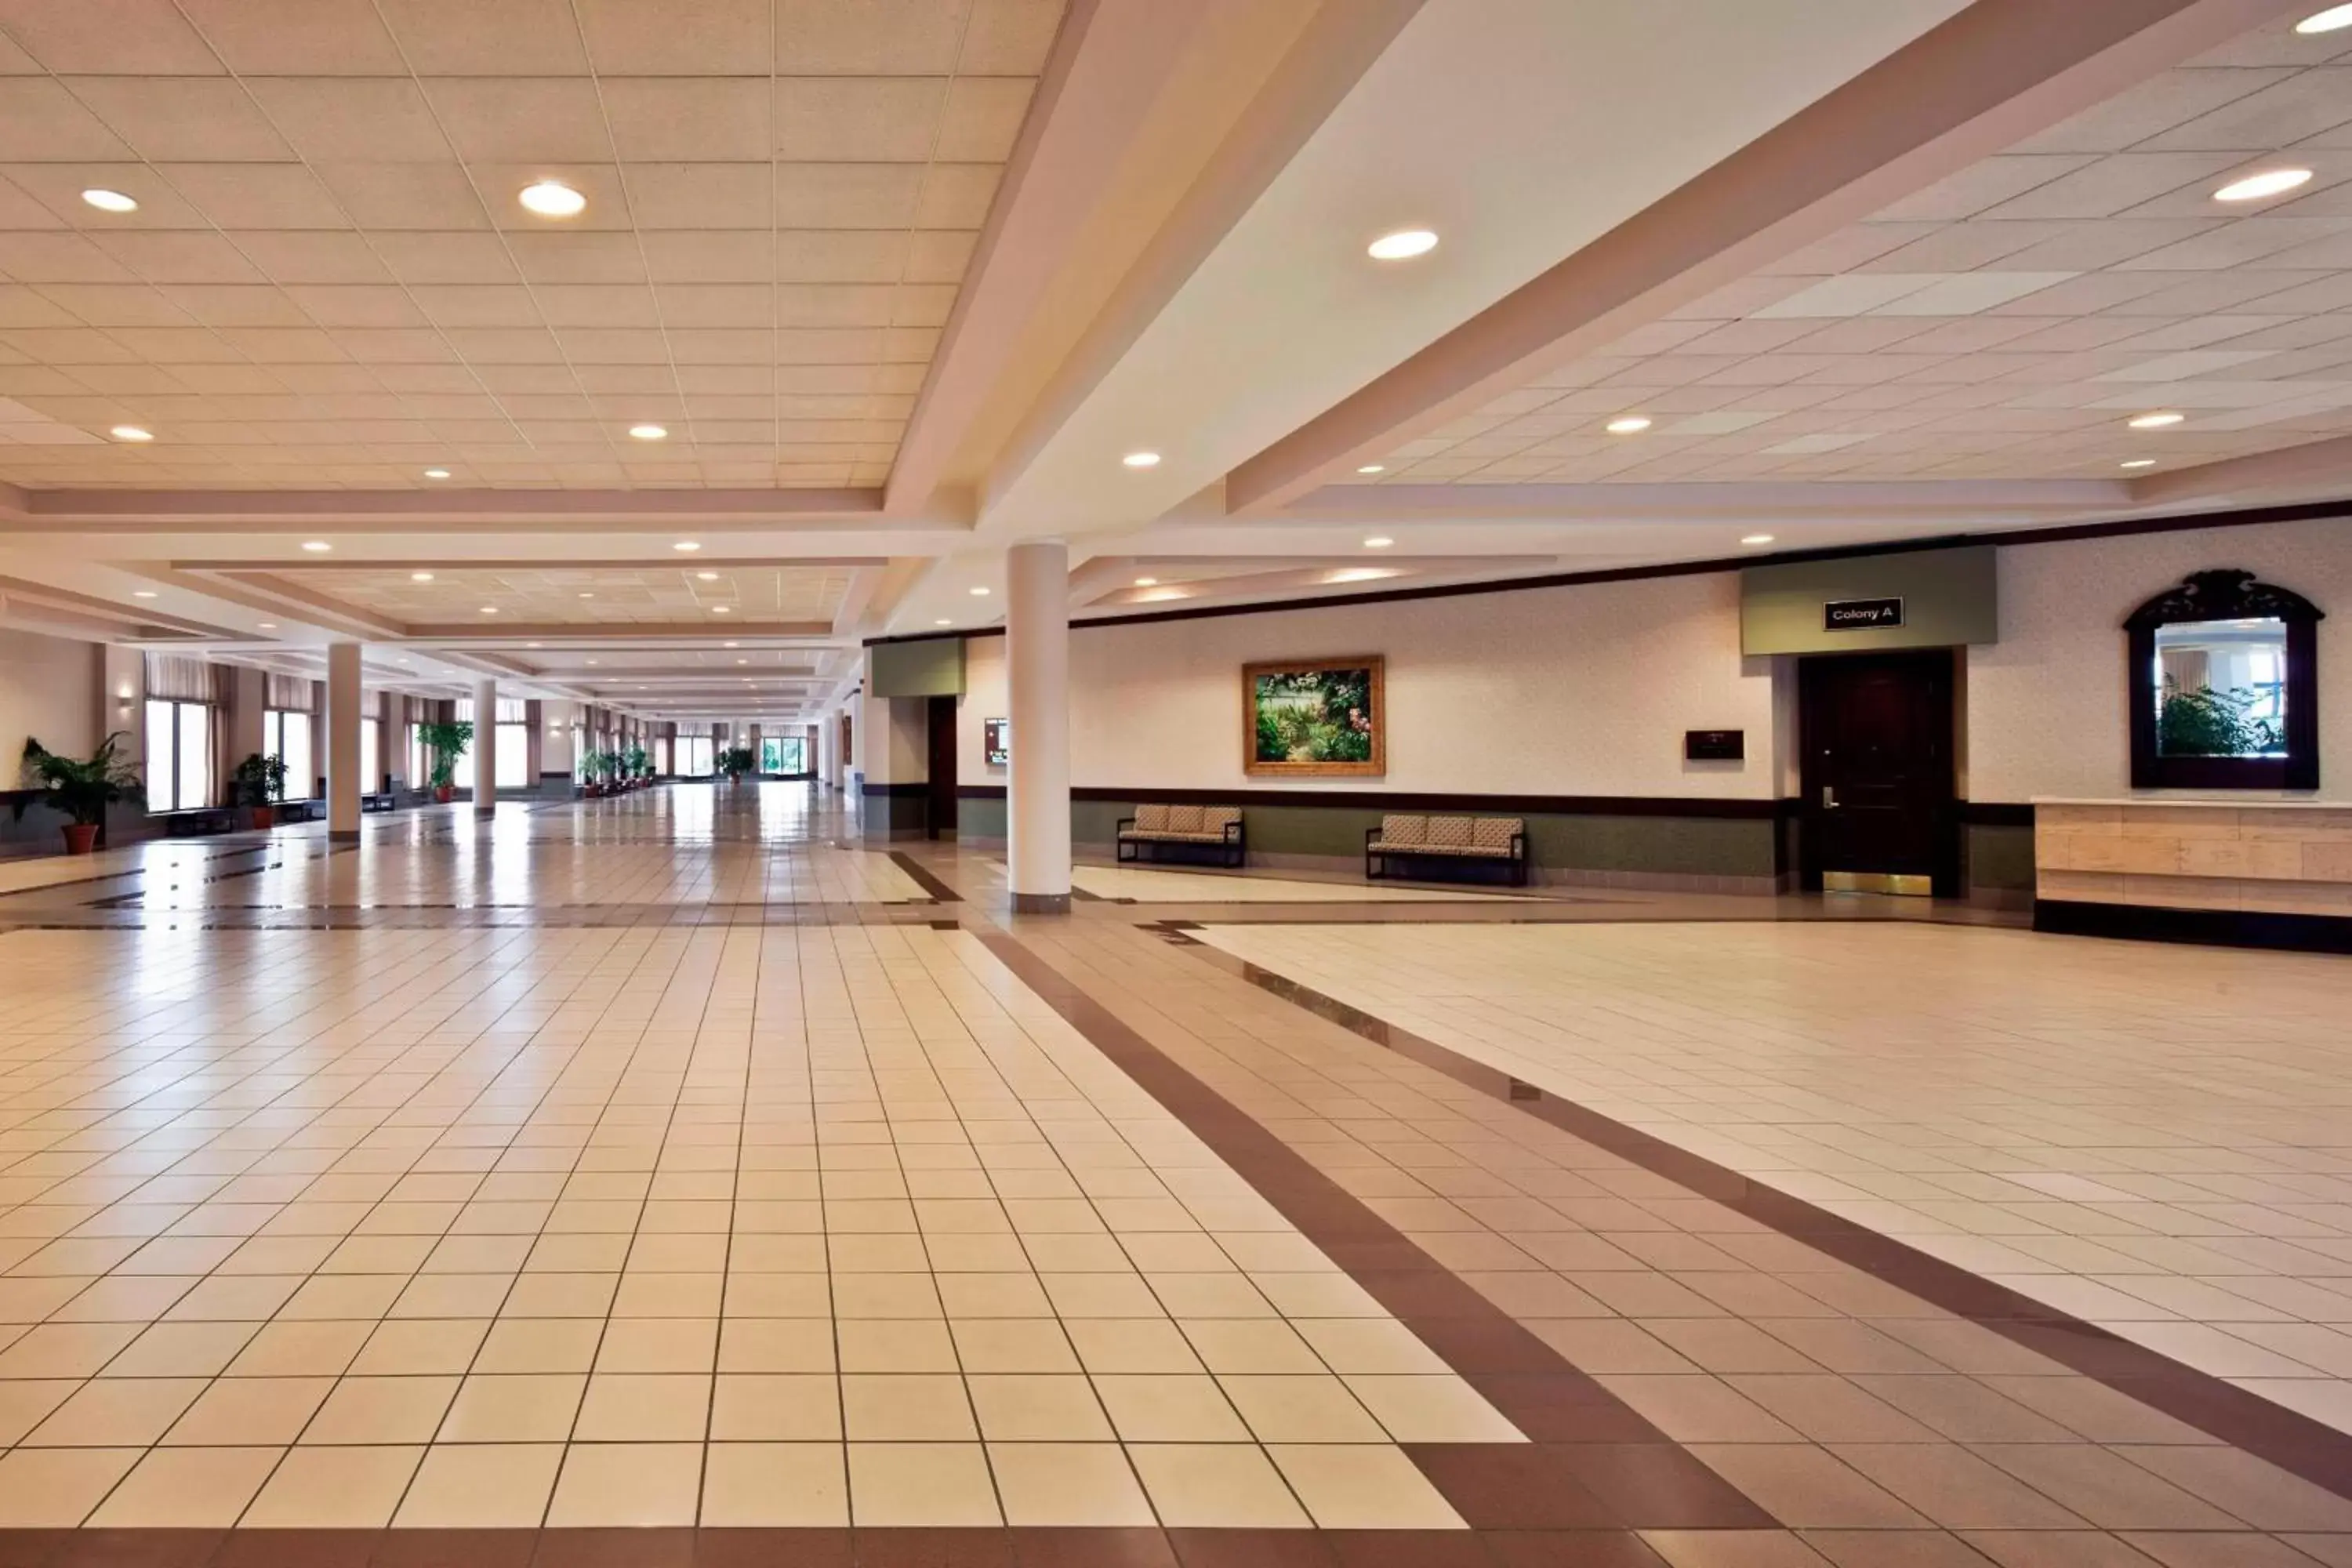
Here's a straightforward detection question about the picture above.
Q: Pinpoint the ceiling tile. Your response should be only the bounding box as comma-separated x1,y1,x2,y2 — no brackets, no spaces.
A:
166,163,351,230
577,0,770,76
0,0,223,74
311,161,489,229
245,78,457,163
95,230,269,284
914,163,1000,228
424,78,616,164
65,78,293,162
774,78,945,162
936,77,1034,162
232,230,394,285
375,0,590,76
0,163,209,227
176,0,408,75
775,229,909,283
0,80,136,161
960,0,1065,74
626,164,772,231
371,231,523,285
601,77,770,162
774,163,923,228
775,0,968,74
506,230,651,285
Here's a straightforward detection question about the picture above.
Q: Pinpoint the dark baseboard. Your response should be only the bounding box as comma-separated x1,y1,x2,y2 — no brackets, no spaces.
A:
956,782,1787,818
2034,897,2352,955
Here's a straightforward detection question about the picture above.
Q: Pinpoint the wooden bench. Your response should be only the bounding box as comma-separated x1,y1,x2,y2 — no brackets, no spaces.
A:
362,792,397,814
1366,813,1527,887
1117,804,1244,869
160,807,237,838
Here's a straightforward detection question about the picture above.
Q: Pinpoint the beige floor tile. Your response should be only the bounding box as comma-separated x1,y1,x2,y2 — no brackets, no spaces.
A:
718,1316,837,1373
1066,1318,1206,1374
394,1442,563,1526
301,1375,460,1444
226,1319,372,1377
614,1272,724,1317
502,1273,619,1318
967,1373,1114,1441
546,1441,704,1526
700,1442,850,1526
165,1377,335,1446
989,1441,1156,1526
349,1318,491,1375
99,1319,261,1380
951,1318,1082,1373
1093,1372,1250,1441
0,1381,78,1446
240,1444,423,1527
0,1322,142,1378
1344,1374,1529,1442
0,1446,143,1526
89,1446,281,1527
711,1373,841,1440
722,1273,831,1317
573,1373,712,1440
840,1373,978,1440
1182,1318,1327,1373
1294,1317,1454,1374
847,1441,1002,1526
595,1316,717,1372
836,1318,958,1372
438,1374,586,1442
1128,1442,1312,1527
24,1377,206,1446
1218,1374,1389,1443
474,1318,604,1374
1269,1443,1467,1529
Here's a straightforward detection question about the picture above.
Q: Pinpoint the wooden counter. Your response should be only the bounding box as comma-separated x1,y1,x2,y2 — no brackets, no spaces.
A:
2033,797,2352,951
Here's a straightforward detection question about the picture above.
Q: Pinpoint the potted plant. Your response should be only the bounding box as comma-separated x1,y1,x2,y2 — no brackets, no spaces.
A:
721,745,756,782
16,734,145,855
418,720,474,804
623,744,648,788
230,752,289,829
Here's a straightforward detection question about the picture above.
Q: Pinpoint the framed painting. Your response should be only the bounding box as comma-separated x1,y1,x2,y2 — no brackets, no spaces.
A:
1243,656,1385,777
983,717,1010,767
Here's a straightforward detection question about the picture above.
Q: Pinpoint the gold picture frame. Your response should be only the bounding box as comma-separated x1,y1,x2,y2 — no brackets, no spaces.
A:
1243,655,1385,777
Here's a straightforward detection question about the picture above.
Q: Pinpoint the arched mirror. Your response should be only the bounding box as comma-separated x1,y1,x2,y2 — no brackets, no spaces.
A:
2125,569,2321,791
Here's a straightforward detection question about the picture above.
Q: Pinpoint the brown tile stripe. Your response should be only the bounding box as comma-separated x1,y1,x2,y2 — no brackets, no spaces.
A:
968,924,1773,1536
1163,925,2352,1504
0,1525,1676,1566
885,850,964,902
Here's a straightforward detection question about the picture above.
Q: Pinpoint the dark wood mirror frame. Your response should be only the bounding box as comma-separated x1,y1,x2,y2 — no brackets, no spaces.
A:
2125,568,2322,791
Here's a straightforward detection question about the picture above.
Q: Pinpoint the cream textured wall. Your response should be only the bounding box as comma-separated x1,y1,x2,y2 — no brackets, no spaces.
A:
1969,516,2352,802
0,626,98,766
960,570,1777,798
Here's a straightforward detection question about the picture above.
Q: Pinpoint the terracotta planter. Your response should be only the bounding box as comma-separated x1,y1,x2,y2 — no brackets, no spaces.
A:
62,822,100,855
251,805,275,830
434,784,456,804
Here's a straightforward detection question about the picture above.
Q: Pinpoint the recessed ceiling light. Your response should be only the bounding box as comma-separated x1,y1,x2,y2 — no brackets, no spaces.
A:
1363,536,1394,549
1606,416,1653,434
1134,576,1158,587
527,642,543,648
2127,412,2184,429
935,619,952,626
2299,3,2352,30
630,423,668,441
1741,533,1776,546
518,180,586,218
672,539,699,551
1121,451,1161,469
711,604,730,614
301,540,332,552
970,586,990,596
110,425,152,442
423,467,451,480
2120,458,2156,469
1326,568,1397,583
586,659,598,666
695,570,717,581
132,590,158,599
411,571,435,582
479,606,498,615
578,592,594,598
2214,168,2313,203
1367,228,1438,260
723,641,738,648
82,188,138,213
258,622,278,631
1356,464,1385,475
737,658,749,664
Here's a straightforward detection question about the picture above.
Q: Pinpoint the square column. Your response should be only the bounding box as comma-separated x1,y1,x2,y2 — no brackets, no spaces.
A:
474,677,497,813
1006,539,1070,913
326,641,363,841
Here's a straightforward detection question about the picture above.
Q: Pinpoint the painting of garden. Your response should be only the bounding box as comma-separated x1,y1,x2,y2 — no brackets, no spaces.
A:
1244,657,1384,776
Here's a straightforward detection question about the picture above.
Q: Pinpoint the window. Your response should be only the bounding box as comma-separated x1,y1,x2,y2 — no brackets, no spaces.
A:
761,736,807,774
361,717,380,793
2127,569,2321,791
408,723,429,792
653,737,671,775
263,709,313,800
145,699,212,811
676,735,714,776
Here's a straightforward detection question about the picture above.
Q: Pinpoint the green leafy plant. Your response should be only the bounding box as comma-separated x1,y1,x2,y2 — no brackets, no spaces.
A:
418,720,474,788
230,751,289,808
623,743,648,780
720,745,756,779
2157,681,2281,758
16,734,146,827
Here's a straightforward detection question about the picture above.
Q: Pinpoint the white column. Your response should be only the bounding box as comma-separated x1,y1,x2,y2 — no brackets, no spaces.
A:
1006,539,1070,913
473,677,497,814
326,641,363,840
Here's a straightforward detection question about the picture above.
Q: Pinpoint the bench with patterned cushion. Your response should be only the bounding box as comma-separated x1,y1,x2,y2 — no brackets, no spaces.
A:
1117,802,1245,868
1366,812,1527,885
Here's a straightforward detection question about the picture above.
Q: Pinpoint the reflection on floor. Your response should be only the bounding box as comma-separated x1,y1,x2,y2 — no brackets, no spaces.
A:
1072,862,1519,903
1198,919,2352,1436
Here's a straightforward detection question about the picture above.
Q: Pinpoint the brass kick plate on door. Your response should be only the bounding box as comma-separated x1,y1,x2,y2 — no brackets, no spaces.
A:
1823,871,1933,897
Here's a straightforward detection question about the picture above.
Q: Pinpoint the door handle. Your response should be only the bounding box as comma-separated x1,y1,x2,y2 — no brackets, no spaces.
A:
1821,786,1838,808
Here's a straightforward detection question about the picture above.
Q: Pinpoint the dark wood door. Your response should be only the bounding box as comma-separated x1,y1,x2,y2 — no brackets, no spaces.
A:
925,695,957,840
1798,649,1958,896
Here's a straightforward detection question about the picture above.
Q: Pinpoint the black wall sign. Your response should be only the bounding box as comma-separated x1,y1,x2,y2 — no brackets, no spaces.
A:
1823,596,1905,630
1685,729,1744,761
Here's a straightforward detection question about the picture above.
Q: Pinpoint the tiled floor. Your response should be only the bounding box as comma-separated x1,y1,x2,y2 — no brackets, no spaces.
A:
0,784,2348,1564
1071,865,1519,904
1194,920,2352,1438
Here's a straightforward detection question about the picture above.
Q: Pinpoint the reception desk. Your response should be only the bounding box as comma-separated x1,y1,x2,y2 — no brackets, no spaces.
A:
2033,797,2352,952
